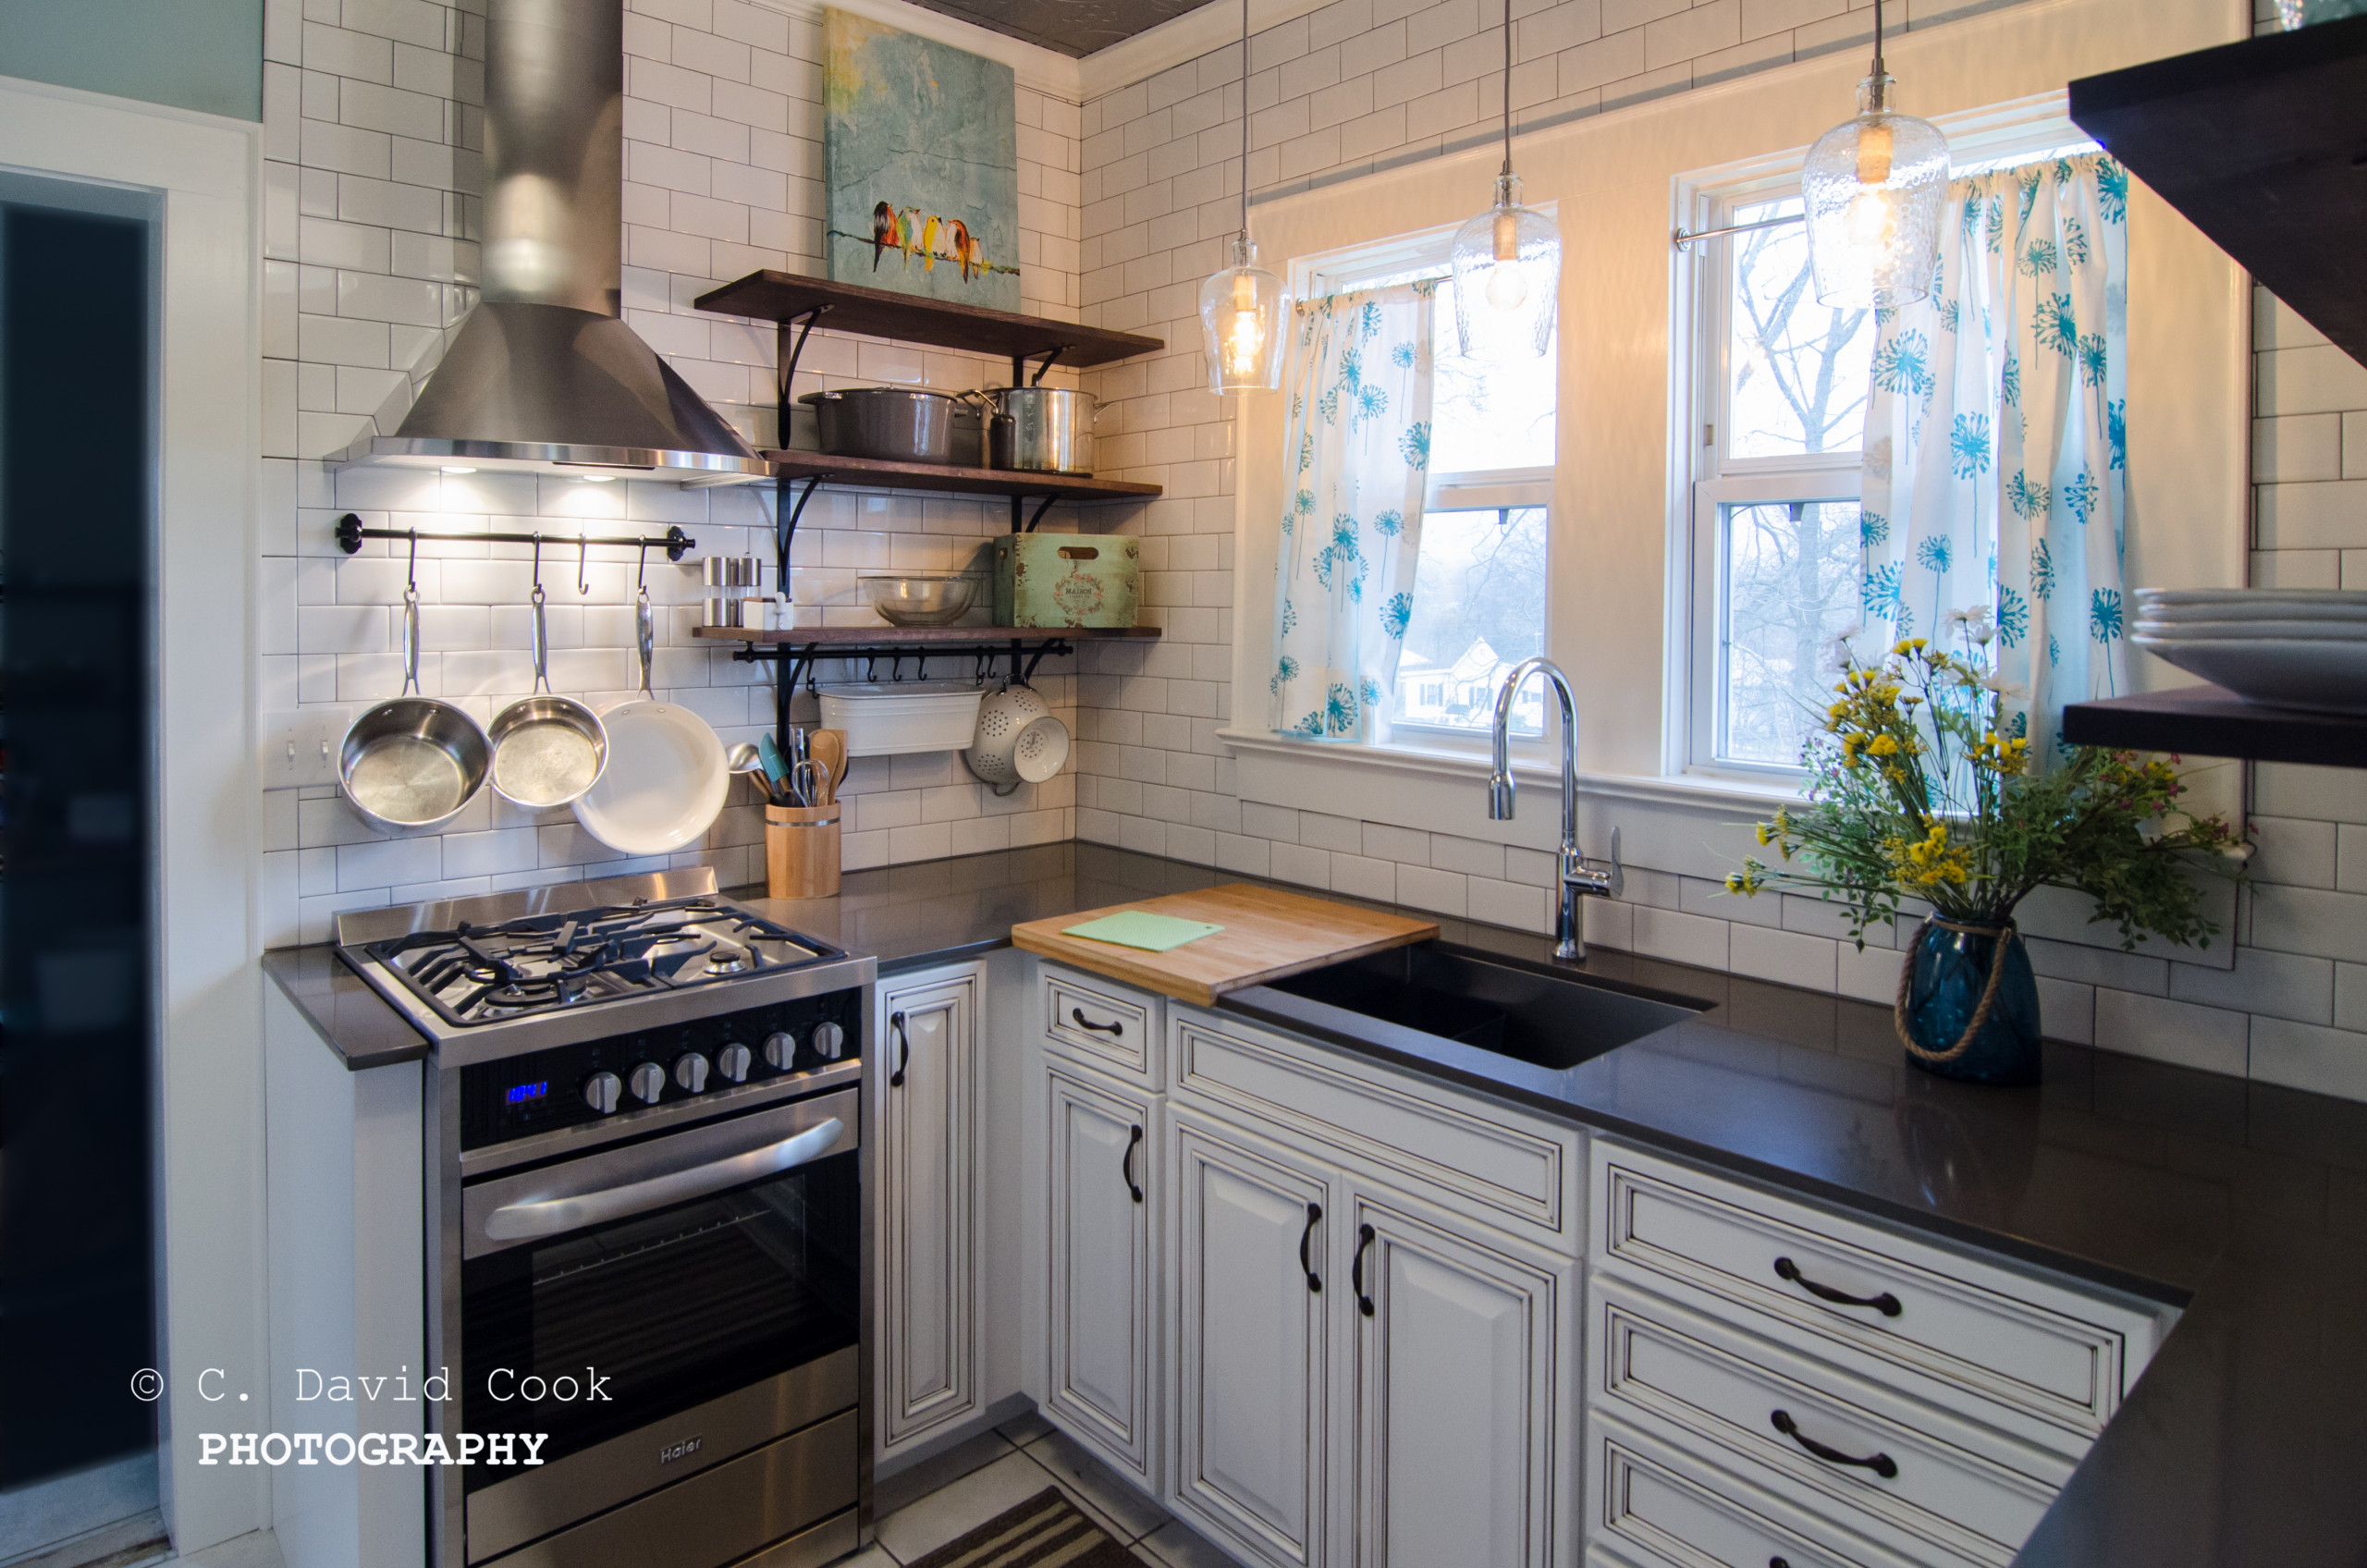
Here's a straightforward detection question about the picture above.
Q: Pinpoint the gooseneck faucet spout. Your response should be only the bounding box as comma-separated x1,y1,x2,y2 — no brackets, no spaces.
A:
1489,656,1621,961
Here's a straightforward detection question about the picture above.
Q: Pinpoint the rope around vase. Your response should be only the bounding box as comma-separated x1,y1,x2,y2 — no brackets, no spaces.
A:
1894,918,2017,1065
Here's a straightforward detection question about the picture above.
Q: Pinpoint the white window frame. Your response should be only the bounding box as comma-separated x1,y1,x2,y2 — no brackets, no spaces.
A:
1668,93,2103,786
1288,224,1557,754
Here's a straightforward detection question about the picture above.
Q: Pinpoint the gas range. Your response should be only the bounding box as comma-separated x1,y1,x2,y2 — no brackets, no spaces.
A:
336,867,873,1069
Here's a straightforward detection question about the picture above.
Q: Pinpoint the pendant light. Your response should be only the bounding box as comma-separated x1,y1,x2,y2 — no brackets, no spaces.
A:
1199,0,1286,394
1449,0,1559,359
1800,3,1948,308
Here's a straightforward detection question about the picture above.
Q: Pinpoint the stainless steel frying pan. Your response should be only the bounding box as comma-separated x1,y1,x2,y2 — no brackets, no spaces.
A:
337,585,492,830
487,581,608,808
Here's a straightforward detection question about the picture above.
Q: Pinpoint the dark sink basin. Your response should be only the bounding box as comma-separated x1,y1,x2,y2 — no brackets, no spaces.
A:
1266,943,1710,1072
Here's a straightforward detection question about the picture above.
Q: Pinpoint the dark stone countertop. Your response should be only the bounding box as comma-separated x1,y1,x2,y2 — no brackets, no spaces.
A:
262,841,2367,1568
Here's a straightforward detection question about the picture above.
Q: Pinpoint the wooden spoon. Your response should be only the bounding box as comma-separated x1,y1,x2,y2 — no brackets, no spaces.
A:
811,728,848,797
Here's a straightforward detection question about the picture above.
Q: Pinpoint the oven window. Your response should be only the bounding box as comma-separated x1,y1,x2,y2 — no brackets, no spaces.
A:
460,1148,858,1486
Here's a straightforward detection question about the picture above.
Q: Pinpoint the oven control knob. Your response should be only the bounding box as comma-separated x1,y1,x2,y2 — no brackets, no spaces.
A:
583,1072,622,1115
673,1052,710,1093
812,1021,845,1060
629,1061,667,1105
716,1043,753,1083
764,1031,797,1071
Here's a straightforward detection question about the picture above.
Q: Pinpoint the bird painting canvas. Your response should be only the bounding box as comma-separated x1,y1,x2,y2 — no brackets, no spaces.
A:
824,9,1020,310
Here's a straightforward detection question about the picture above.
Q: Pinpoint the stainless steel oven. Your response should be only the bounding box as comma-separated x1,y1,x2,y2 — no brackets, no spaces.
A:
342,874,876,1568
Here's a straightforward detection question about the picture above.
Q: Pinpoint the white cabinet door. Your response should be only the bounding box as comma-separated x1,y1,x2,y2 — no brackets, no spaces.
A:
1345,1184,1576,1568
875,964,980,1453
1170,1112,1332,1568
1044,1061,1158,1487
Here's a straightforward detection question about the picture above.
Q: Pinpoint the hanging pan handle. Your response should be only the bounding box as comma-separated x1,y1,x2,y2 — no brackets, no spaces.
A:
530,582,551,693
636,584,655,697
401,585,422,696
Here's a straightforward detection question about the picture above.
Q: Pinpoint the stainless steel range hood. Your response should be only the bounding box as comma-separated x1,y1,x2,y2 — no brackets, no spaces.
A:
334,0,767,486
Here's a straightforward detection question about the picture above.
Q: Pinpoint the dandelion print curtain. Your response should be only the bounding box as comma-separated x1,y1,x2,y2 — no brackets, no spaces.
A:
1269,282,1437,741
1858,153,2129,759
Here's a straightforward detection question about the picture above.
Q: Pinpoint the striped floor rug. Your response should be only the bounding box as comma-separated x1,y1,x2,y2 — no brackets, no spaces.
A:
904,1488,1147,1568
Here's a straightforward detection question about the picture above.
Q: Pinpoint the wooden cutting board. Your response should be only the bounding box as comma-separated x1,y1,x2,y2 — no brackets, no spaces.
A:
1012,883,1437,1007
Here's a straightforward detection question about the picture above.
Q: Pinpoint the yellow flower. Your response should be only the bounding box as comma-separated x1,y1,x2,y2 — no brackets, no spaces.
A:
1868,733,1900,757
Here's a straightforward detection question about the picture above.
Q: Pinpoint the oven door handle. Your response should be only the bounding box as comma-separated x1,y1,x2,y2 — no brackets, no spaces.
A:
482,1117,846,1242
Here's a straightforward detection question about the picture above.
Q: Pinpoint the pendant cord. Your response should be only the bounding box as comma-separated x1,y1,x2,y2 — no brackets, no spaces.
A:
1239,0,1250,240
1870,1,1887,108
1501,0,1513,179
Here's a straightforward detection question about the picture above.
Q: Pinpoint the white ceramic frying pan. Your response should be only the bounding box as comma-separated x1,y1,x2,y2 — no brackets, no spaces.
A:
571,583,729,855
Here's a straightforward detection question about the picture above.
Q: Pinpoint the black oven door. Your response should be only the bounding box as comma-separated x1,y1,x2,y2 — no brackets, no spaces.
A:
457,1087,860,1564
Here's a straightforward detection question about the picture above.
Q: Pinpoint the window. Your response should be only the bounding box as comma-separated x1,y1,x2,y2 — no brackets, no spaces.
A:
1302,228,1557,739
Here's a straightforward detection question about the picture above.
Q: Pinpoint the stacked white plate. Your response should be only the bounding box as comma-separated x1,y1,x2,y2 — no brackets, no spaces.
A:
2133,588,2367,713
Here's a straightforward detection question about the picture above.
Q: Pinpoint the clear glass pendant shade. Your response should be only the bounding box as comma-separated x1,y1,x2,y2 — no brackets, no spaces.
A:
1450,173,1559,358
1199,235,1287,394
1801,76,1950,310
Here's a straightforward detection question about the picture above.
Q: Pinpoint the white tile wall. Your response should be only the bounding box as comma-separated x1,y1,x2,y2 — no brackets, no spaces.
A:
259,0,1086,946
1066,0,2367,1103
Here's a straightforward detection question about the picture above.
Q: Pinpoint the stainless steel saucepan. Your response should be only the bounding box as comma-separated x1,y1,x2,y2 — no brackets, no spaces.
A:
338,585,493,830
985,386,1101,474
486,580,608,809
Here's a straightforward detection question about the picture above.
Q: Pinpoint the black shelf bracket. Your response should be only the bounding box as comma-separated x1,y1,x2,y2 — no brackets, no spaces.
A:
1007,494,1058,534
734,635,1079,752
335,514,693,559
775,304,830,402
776,472,826,587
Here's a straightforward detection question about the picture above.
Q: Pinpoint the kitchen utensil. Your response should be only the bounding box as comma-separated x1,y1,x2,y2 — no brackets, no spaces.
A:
1012,714,1070,785
810,728,848,794
2131,632,2367,714
786,758,830,809
487,581,609,808
727,741,779,803
338,584,492,830
764,802,840,899
963,682,1059,794
816,681,986,756
860,573,978,627
798,386,964,463
991,534,1141,629
758,731,792,794
984,386,1100,473
571,580,729,854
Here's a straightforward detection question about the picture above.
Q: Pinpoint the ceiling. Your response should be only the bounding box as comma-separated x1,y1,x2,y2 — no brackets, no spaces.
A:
902,0,1213,57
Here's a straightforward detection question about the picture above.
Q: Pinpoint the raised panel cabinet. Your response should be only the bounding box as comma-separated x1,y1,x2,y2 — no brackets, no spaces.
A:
875,963,981,1453
1170,1111,1332,1568
1043,1062,1158,1487
1346,1185,1575,1568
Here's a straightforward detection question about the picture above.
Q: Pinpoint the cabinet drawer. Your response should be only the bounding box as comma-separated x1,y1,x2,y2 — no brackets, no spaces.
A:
1172,1009,1580,1251
1591,1279,2065,1567
1593,1142,2168,1442
1042,964,1161,1087
1588,1413,1943,1568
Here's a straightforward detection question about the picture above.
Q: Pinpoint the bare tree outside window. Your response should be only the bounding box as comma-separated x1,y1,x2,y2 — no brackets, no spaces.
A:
1727,199,1873,459
1723,500,1864,764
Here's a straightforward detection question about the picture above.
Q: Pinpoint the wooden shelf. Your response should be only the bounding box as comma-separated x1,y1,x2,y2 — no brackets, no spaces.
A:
694,271,1164,369
762,449,1161,501
692,624,1160,647
2061,683,2367,768
2070,17,2367,369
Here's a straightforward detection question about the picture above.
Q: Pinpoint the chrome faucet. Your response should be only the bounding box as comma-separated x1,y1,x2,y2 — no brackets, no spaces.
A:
1489,656,1622,961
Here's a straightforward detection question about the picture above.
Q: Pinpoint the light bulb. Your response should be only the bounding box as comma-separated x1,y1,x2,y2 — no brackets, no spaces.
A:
1224,309,1265,375
1855,119,1895,186
1492,207,1518,263
1845,186,1897,255
1485,263,1529,312
1233,271,1257,311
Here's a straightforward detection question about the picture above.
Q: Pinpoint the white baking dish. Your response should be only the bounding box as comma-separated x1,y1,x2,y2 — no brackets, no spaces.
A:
816,681,987,756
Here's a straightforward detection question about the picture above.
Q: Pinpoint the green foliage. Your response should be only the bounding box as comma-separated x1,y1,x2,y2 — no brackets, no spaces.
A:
1727,617,2240,950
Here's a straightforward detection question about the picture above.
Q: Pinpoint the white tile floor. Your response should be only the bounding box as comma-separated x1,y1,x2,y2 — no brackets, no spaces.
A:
855,1412,1238,1568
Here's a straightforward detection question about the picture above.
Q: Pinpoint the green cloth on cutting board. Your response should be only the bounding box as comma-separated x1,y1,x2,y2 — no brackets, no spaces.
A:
1061,911,1224,952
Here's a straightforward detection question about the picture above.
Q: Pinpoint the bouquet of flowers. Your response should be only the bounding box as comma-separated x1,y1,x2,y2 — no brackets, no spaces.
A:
1727,609,2239,952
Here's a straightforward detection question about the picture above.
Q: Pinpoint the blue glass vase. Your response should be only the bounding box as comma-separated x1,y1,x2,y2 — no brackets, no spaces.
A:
1901,921,2042,1085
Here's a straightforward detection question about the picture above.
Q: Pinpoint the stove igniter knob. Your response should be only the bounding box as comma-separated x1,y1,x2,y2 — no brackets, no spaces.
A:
673,1052,710,1093
629,1062,668,1105
583,1072,622,1115
812,1021,845,1060
716,1043,753,1084
764,1031,797,1071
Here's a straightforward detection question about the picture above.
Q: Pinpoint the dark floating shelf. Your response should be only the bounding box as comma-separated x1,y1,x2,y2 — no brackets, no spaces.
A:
2070,16,2367,369
693,271,1165,370
760,450,1162,502
692,624,1159,647
2062,683,2367,769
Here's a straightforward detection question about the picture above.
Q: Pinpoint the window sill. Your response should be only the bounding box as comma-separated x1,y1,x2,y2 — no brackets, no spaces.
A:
1215,727,1807,814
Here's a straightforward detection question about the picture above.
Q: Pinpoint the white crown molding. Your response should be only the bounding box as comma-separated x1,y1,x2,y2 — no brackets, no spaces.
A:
749,0,1085,101
1079,0,1334,102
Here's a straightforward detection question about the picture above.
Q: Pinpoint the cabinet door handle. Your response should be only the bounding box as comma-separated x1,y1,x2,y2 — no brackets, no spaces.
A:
889,1011,909,1088
1298,1202,1323,1293
1351,1222,1376,1317
1070,1006,1124,1037
1771,1560,1791,1568
1774,1256,1902,1317
1122,1124,1144,1204
1769,1410,1898,1479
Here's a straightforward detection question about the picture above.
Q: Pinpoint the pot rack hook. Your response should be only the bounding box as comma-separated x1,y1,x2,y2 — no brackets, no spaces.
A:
530,533,544,590
405,527,419,594
917,655,928,681
635,540,650,593
578,535,591,595
865,655,878,681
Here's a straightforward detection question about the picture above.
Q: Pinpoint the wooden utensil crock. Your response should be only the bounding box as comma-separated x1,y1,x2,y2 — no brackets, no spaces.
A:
764,802,840,899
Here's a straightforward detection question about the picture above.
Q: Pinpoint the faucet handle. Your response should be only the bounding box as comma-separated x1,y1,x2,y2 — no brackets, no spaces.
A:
1601,827,1624,900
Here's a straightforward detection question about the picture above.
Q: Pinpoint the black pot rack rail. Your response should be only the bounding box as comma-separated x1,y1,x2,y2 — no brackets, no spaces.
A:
336,513,696,562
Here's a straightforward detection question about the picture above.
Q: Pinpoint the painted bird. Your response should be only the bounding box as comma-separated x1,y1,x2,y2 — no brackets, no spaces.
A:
871,201,896,271
919,214,940,272
947,218,975,280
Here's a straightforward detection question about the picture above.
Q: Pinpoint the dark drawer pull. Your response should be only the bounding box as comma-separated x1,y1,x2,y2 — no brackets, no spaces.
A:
1771,1560,1790,1568
1774,1256,1901,1317
1122,1124,1144,1204
1770,1410,1897,1478
1352,1222,1376,1317
889,1011,909,1088
1070,1006,1124,1037
1299,1202,1323,1293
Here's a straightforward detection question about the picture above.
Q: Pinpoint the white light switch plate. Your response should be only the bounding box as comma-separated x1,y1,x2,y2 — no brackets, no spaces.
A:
262,708,351,790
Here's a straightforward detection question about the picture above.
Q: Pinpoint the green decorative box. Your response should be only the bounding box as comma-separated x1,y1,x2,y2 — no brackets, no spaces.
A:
992,534,1139,629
